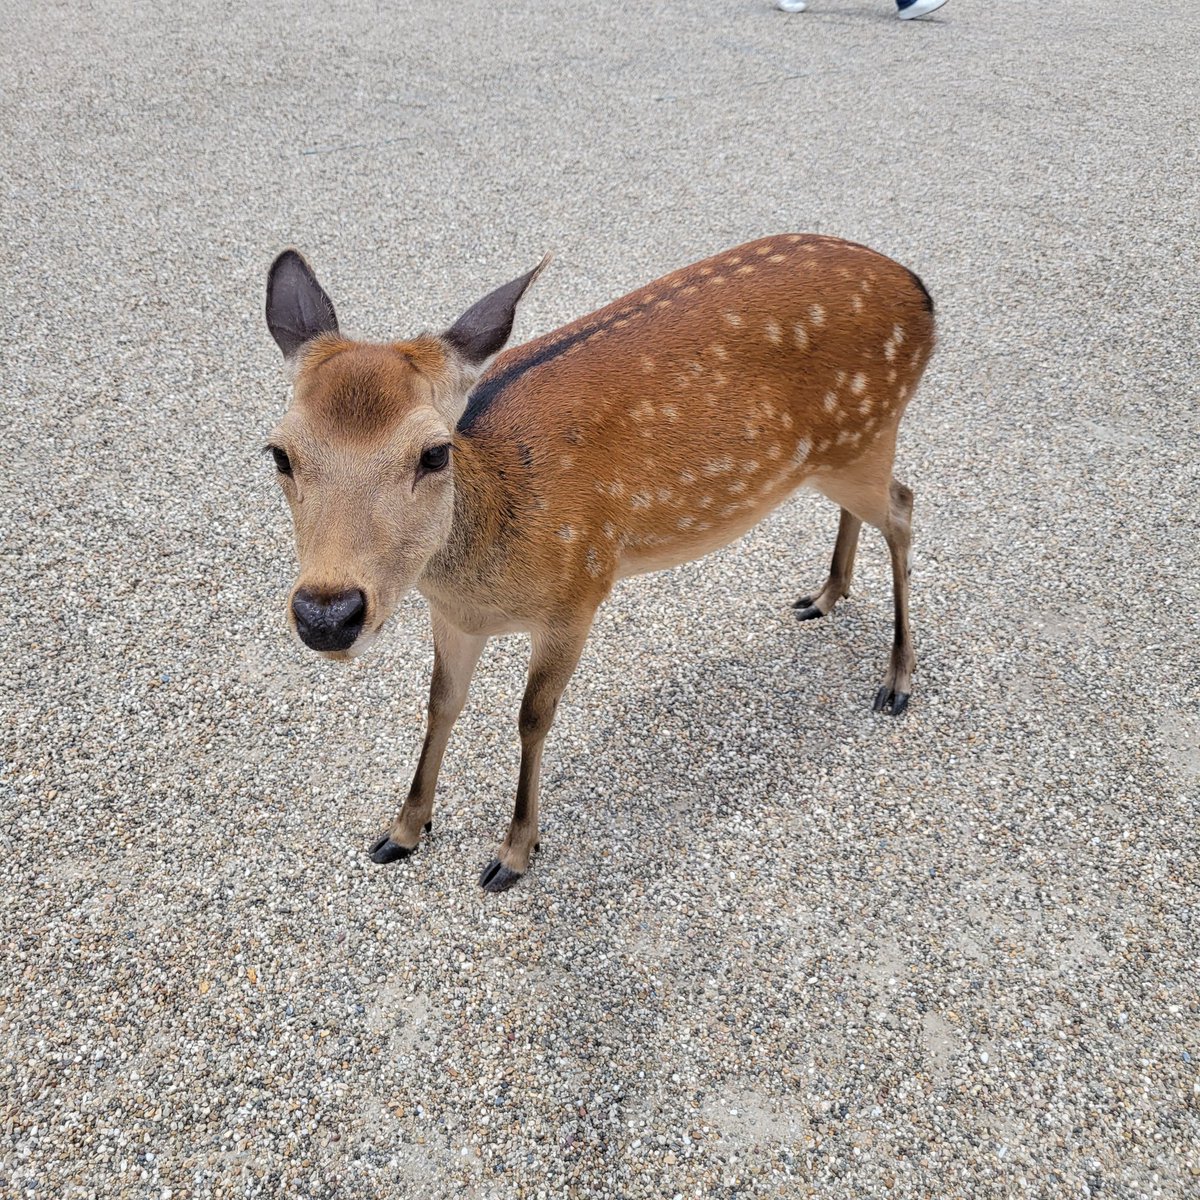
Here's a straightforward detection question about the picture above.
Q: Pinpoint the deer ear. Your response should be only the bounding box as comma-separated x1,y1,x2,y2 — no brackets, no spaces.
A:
443,254,551,366
266,250,339,360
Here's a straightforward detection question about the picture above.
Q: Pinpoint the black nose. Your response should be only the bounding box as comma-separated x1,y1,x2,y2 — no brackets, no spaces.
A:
292,588,366,652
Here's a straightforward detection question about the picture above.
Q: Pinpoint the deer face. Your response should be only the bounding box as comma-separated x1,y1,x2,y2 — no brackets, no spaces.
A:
266,339,469,658
263,250,546,659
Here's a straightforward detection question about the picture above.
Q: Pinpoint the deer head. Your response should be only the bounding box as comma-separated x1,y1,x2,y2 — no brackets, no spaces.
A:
263,250,546,659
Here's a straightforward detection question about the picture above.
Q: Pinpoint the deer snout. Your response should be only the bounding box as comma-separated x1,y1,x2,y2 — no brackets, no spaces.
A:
291,587,367,653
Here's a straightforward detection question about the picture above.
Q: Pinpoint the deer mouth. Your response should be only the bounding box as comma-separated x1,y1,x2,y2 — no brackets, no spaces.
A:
315,622,381,663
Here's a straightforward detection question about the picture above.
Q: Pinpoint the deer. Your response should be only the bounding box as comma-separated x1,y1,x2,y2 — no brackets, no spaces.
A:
263,234,935,891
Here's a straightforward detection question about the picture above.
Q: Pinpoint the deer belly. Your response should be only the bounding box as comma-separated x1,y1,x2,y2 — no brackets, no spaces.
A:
612,464,810,580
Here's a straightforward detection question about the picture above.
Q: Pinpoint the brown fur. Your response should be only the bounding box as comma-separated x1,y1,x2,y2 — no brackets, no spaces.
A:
266,234,935,889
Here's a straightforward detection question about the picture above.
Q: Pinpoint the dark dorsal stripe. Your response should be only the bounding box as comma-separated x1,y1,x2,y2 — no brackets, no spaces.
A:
457,323,597,433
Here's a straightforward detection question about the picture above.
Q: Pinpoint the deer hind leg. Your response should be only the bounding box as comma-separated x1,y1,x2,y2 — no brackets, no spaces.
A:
793,508,863,621
872,478,915,717
370,611,487,864
480,620,592,893
810,452,915,716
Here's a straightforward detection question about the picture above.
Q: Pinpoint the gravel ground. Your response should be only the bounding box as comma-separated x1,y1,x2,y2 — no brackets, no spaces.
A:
2,1,1198,1197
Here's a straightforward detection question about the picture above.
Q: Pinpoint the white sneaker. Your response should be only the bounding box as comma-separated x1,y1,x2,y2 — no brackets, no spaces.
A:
898,0,949,17
776,1,808,11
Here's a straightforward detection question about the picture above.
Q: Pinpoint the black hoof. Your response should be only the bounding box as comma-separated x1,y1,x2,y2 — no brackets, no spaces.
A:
479,858,525,893
369,835,416,864
794,604,825,622
872,686,910,717
792,595,816,609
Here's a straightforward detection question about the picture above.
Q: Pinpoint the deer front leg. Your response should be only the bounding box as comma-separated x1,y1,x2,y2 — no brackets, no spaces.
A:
479,622,592,893
369,612,487,864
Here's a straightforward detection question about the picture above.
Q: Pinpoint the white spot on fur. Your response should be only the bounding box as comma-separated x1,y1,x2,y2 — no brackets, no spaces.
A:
767,443,783,460
727,255,742,266
640,355,656,374
852,295,864,313
679,468,695,484
793,323,809,350
781,413,794,431
556,524,575,540
711,344,729,361
851,372,868,396
603,521,617,539
888,368,898,383
678,515,695,530
737,265,755,276
662,404,679,421
680,285,698,297
765,320,783,345
792,437,812,468
810,304,826,327
769,253,786,263
703,456,734,476
657,487,674,503
710,275,727,286
823,391,838,414
723,311,743,327
630,491,651,509
729,480,748,495
742,459,761,475
699,495,715,509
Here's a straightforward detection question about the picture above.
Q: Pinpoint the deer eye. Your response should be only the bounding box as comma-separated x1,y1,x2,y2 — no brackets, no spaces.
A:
269,446,292,476
419,444,451,473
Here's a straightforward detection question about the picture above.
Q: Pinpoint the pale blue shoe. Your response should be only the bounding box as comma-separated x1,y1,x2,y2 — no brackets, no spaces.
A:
897,0,950,18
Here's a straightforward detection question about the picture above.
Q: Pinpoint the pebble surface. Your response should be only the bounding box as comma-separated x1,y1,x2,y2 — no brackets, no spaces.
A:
2,1,1198,1197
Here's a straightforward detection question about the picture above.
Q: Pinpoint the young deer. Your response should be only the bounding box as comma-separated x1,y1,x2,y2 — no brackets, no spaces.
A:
263,235,934,891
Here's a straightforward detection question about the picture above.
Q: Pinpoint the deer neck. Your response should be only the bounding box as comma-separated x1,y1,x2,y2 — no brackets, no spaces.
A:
420,429,526,602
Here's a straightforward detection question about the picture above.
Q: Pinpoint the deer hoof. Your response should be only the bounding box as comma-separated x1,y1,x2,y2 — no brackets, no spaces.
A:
794,604,825,622
369,835,417,864
872,686,910,717
479,858,525,893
